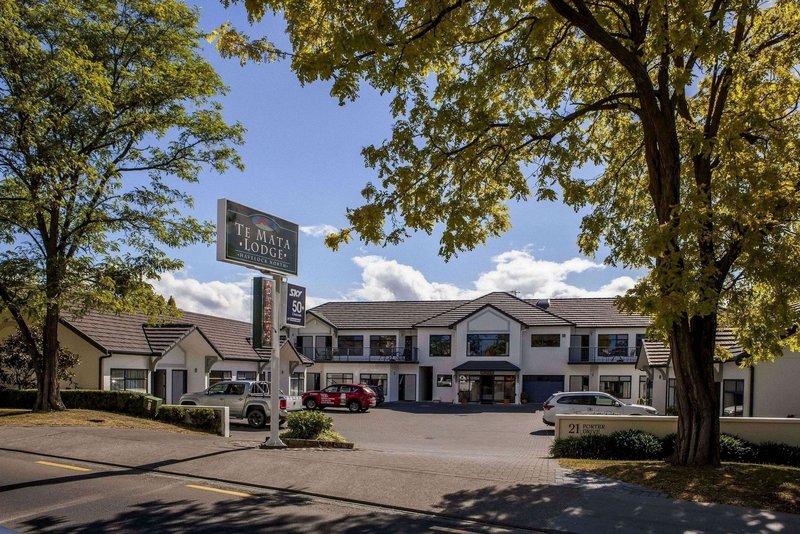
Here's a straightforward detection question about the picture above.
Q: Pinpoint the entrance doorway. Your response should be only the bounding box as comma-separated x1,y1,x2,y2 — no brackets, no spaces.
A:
152,370,167,403
480,376,494,403
419,367,433,401
398,374,417,401
171,370,187,404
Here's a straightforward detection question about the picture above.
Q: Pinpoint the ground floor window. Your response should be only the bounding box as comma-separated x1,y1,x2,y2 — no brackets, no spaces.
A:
289,372,304,396
110,369,147,393
667,378,676,411
599,375,631,399
306,372,321,391
360,373,387,391
209,370,232,386
722,379,744,417
458,374,516,403
639,375,652,404
326,373,353,386
569,375,589,392
237,371,256,381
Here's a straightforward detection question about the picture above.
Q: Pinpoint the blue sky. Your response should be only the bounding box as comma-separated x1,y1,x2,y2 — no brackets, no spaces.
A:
151,3,642,320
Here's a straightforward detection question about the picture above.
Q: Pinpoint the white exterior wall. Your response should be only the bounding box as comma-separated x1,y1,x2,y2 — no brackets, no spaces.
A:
101,354,150,391
417,327,457,403
753,349,800,418
520,326,571,375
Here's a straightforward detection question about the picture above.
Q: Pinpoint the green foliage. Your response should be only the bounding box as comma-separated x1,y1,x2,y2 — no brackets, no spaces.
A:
0,328,79,389
552,431,800,468
0,389,36,408
0,0,243,409
157,405,220,433
282,410,334,439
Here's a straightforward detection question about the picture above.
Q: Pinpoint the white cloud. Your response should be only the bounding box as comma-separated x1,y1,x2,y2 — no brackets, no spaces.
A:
300,224,339,238
347,249,637,301
151,272,251,321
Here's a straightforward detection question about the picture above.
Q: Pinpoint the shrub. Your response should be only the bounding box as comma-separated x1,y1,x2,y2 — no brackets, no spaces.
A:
0,388,152,416
755,442,800,468
661,433,677,459
609,429,663,460
157,405,220,433
282,410,333,439
720,434,757,463
551,434,613,459
0,388,36,408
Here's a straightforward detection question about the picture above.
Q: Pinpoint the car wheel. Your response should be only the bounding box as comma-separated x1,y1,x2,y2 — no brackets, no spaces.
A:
180,402,196,406
305,398,318,410
348,400,361,413
247,408,267,429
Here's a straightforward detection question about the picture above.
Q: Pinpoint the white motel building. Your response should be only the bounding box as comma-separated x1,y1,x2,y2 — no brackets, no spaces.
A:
3,291,797,417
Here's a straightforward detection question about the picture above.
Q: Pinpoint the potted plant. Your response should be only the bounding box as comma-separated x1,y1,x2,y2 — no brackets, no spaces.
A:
458,391,469,405
503,396,511,406
520,391,528,404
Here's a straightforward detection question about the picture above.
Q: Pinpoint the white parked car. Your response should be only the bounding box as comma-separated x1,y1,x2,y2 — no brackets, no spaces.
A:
542,391,658,426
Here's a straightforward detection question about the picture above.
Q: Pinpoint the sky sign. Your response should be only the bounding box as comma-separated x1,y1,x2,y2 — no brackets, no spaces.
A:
216,199,299,277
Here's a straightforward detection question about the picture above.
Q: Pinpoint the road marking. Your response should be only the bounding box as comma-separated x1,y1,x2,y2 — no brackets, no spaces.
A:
36,460,90,472
185,484,252,498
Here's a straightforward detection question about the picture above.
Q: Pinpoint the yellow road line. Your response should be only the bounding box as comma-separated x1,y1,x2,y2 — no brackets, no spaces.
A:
36,460,91,472
185,484,252,498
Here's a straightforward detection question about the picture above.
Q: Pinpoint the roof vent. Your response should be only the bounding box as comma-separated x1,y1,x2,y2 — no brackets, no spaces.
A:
535,299,551,309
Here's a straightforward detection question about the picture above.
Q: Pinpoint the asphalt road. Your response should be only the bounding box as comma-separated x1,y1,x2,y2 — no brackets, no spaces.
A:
0,448,528,534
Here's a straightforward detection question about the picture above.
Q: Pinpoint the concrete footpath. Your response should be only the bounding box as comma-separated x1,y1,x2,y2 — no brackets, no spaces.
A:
0,426,797,533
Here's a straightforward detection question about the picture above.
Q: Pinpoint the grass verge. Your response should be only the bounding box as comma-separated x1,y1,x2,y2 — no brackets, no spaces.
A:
560,459,800,514
0,408,203,434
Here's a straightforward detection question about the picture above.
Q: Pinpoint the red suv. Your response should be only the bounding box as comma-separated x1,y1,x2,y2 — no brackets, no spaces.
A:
303,384,377,412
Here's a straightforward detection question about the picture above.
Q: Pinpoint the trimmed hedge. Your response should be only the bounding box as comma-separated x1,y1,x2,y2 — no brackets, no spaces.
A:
156,405,220,433
551,431,800,467
0,388,153,416
281,410,333,440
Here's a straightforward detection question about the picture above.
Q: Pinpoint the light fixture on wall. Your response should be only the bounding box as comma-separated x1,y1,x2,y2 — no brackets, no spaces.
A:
194,368,197,373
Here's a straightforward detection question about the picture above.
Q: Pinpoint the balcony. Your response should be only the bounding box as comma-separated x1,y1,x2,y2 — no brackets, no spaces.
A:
568,346,639,364
299,346,419,363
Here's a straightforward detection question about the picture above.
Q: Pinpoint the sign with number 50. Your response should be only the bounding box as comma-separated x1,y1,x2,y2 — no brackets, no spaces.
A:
285,283,306,327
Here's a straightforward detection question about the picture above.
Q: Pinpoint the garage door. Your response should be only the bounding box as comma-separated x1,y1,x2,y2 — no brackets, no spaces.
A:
523,375,565,403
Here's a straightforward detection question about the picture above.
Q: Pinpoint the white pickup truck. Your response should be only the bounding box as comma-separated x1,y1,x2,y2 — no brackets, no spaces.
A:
178,380,303,428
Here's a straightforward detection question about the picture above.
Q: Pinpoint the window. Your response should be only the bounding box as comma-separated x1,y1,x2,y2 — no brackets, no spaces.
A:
599,375,632,399
209,370,232,386
436,375,453,387
360,373,387,390
722,379,744,417
595,394,617,406
326,373,353,386
667,378,677,410
531,334,561,347
569,375,589,392
639,375,652,403
337,336,363,356
467,334,509,356
110,369,147,392
306,372,321,391
295,335,314,358
429,334,452,357
597,334,629,356
290,373,304,396
237,371,256,381
370,335,396,356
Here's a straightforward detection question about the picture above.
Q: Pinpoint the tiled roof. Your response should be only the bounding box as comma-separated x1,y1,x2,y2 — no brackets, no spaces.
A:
452,360,521,372
142,324,196,354
415,292,572,328
64,312,155,355
531,298,650,328
639,328,745,367
307,300,468,330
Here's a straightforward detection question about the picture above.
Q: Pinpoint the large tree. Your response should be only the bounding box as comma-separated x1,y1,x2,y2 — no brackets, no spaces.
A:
0,0,243,411
0,328,79,390
219,1,800,466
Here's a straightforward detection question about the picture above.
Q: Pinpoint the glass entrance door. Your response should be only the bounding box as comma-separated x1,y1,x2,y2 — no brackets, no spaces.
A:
480,375,494,403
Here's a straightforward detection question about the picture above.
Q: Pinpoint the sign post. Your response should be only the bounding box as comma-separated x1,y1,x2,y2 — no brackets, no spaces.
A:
218,199,300,449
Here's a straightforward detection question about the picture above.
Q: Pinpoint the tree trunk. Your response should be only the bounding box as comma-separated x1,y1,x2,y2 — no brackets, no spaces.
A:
33,303,65,412
670,315,720,466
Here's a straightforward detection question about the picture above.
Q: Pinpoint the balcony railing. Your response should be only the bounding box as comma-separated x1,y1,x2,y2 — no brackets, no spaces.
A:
568,346,639,363
299,346,418,363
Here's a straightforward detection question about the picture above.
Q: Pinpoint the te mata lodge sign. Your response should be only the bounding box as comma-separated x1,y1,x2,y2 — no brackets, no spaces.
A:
216,199,298,276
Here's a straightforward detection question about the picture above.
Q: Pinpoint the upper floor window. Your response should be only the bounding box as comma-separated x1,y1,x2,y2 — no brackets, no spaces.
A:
598,333,629,356
429,334,452,356
531,334,560,348
337,335,363,356
467,334,509,356
370,335,396,356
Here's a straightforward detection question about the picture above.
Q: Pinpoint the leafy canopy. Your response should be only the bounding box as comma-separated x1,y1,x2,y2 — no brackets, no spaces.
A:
216,1,800,359
0,0,244,322
0,328,79,389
